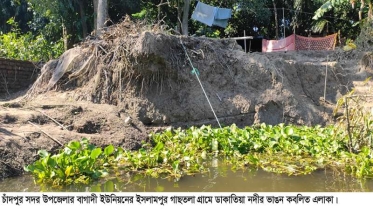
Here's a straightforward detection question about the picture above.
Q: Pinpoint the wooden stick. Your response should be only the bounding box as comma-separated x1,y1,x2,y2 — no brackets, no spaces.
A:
28,121,63,146
324,55,328,102
37,110,68,131
216,93,222,102
244,30,247,53
119,69,122,103
346,95,373,98
98,44,108,54
226,36,254,40
344,97,353,153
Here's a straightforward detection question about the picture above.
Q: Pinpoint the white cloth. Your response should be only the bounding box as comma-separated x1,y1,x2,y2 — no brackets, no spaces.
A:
191,1,232,28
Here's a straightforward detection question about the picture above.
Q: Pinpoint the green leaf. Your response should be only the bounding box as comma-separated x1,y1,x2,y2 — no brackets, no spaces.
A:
65,166,73,177
24,165,34,172
90,148,102,159
38,150,49,158
268,141,278,148
68,141,81,150
42,156,49,168
56,169,65,179
81,138,89,147
172,160,179,172
104,180,114,192
47,158,57,168
90,185,102,192
37,171,46,179
313,1,332,20
284,127,294,136
154,142,164,151
104,145,114,156
253,142,262,150
76,156,89,163
92,170,102,179
64,147,72,155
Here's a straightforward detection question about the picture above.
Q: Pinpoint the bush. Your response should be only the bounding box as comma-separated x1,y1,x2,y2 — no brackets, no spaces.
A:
0,18,63,62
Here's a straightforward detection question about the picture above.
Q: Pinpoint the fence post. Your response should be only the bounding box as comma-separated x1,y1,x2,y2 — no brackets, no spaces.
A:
283,7,285,38
244,30,247,53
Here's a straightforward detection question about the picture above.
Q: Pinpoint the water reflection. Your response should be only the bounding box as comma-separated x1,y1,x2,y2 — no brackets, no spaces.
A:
1,165,373,192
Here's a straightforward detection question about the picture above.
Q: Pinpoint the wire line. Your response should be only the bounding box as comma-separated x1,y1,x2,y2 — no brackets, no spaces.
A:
179,38,222,129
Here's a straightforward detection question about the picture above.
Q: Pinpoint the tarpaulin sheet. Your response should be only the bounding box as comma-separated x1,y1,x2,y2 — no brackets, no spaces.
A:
262,34,295,52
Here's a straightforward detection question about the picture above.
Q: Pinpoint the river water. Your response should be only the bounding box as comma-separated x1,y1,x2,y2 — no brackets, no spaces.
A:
1,164,373,192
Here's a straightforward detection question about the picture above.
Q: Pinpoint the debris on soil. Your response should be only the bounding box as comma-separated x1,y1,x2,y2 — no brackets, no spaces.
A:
1,16,373,180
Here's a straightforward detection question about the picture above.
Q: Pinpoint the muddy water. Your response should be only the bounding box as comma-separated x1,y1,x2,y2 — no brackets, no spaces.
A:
1,164,373,192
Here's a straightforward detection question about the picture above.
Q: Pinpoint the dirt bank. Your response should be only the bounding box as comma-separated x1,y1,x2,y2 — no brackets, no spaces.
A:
1,18,373,180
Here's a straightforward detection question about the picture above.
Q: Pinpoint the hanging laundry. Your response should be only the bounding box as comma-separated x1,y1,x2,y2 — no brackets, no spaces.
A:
213,7,232,28
191,1,232,28
191,1,216,26
215,7,232,20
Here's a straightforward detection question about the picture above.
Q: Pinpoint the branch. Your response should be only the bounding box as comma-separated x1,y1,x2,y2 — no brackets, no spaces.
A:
36,110,68,131
157,2,169,7
28,121,63,146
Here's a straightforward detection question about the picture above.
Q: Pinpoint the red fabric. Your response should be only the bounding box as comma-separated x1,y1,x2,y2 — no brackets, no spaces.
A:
262,33,337,52
262,34,295,52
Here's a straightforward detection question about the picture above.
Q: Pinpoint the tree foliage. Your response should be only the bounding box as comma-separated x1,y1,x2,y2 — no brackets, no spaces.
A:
312,0,366,40
0,18,63,61
1,0,373,61
0,0,33,33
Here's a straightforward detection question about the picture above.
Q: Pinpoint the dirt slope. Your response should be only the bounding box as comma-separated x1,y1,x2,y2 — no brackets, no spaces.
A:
1,18,373,180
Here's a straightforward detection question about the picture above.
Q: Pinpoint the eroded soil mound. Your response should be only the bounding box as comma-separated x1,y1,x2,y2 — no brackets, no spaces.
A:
25,17,352,127
1,17,373,180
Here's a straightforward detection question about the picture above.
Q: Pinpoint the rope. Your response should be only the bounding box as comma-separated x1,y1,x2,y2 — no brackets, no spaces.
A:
265,7,347,20
179,38,222,129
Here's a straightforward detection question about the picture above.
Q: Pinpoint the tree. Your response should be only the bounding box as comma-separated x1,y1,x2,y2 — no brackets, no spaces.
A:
1,0,143,61
27,0,86,50
181,0,191,35
96,0,108,36
272,0,279,39
314,0,373,21
0,0,33,33
311,0,367,40
352,0,373,20
290,0,325,36
77,0,88,39
132,0,190,34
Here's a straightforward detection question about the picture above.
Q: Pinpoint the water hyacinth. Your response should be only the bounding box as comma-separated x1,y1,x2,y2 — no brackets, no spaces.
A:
25,123,373,187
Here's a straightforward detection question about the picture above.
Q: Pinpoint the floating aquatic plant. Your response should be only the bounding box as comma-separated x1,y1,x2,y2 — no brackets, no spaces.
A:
25,123,373,187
